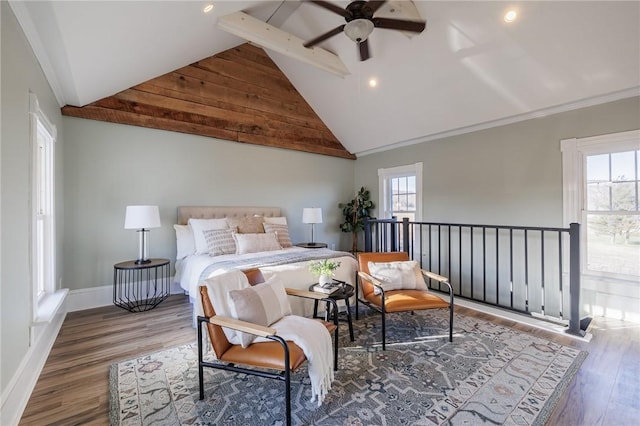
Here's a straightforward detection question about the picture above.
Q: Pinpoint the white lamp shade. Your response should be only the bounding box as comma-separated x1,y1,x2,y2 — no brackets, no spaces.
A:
302,207,323,224
124,205,161,229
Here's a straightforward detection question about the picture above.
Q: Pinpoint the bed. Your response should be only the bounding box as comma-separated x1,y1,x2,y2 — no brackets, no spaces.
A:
174,206,357,319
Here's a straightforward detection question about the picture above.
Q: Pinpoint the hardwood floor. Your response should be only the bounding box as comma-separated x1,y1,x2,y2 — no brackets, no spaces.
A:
19,295,640,425
19,295,195,426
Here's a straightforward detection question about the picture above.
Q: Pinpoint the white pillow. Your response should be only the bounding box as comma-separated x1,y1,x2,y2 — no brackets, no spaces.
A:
173,224,195,260
234,233,282,254
204,228,237,256
263,216,288,225
262,223,292,248
188,218,229,254
227,275,292,347
367,260,427,295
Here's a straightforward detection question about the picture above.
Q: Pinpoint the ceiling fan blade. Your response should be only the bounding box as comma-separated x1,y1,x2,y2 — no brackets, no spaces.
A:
366,0,387,14
307,1,351,19
359,39,371,61
372,17,426,33
303,25,346,48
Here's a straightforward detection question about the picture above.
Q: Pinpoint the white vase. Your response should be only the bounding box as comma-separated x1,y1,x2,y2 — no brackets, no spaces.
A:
319,274,333,286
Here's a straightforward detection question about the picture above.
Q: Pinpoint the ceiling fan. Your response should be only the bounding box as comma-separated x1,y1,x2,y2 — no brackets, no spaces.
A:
303,0,426,61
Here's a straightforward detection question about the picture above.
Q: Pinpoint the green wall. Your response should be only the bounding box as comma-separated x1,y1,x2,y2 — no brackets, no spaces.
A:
1,1,65,395
355,96,640,227
62,117,356,291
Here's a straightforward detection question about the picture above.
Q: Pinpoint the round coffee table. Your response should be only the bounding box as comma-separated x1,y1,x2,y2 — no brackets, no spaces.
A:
309,280,355,341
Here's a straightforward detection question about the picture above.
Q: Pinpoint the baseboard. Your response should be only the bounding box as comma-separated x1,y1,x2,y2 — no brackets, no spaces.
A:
1,278,183,423
0,310,66,425
65,277,182,312
452,297,593,342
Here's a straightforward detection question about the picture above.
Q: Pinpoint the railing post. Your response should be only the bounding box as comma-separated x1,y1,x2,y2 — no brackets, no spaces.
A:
402,217,410,253
567,222,585,337
364,217,372,252
390,217,397,252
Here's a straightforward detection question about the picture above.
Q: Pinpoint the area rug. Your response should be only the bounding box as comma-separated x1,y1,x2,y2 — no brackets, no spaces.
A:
109,309,587,425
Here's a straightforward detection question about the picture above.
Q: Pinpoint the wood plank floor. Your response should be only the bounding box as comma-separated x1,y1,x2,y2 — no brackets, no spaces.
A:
19,295,640,425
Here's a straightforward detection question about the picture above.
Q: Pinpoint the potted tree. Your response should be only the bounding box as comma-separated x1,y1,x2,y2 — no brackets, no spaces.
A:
339,187,375,253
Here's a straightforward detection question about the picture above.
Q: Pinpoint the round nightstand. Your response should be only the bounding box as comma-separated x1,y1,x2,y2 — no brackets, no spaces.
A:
113,258,170,312
296,242,328,249
309,280,355,341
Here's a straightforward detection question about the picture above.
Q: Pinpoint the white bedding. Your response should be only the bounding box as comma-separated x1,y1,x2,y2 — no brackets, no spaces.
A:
177,246,357,318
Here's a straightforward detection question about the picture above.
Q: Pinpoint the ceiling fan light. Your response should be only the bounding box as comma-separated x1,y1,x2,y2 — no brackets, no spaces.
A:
344,19,374,43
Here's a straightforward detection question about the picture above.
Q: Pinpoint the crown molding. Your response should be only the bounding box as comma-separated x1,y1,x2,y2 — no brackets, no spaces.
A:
356,87,640,157
8,1,66,106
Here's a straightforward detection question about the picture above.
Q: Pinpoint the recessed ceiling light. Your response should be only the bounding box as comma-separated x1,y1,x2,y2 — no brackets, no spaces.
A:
368,78,378,88
203,4,214,13
504,10,517,23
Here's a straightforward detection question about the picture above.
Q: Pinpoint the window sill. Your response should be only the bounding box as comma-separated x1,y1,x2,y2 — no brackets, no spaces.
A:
33,289,68,325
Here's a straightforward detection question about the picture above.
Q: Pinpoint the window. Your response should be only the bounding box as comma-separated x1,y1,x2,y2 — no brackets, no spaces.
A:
562,130,640,281
585,150,639,278
30,93,62,323
378,162,423,221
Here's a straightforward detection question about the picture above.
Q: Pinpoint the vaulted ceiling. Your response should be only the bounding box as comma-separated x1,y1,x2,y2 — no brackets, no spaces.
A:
10,1,640,157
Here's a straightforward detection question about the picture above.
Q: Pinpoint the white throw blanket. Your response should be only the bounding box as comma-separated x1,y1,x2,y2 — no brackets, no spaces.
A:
270,315,334,406
196,271,334,405
197,270,249,345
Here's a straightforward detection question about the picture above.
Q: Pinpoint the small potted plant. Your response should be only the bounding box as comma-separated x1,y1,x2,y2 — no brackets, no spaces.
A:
309,259,341,286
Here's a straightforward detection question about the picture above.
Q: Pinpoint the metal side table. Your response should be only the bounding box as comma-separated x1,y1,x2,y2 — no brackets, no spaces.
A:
113,258,170,312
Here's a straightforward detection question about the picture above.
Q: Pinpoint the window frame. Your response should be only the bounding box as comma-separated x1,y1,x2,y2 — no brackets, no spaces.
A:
562,129,640,281
378,162,423,221
29,93,58,322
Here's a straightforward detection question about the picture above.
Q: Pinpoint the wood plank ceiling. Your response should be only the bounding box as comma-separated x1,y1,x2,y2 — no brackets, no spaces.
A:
62,43,355,160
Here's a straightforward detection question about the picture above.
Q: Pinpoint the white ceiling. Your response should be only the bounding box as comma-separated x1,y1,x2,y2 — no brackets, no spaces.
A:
10,1,640,156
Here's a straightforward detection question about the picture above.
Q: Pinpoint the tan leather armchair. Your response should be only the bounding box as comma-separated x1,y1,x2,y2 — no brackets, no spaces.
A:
197,268,339,426
356,252,454,350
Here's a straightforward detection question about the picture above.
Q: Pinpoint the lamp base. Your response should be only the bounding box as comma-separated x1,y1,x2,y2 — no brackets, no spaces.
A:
136,229,151,265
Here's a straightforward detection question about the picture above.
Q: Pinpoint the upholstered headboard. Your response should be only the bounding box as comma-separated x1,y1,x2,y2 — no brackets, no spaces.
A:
177,206,282,225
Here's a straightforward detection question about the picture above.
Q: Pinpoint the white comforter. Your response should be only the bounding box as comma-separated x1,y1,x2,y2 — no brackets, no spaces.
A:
177,247,357,318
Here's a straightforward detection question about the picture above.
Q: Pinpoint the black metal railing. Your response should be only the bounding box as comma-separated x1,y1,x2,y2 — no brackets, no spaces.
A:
363,217,584,337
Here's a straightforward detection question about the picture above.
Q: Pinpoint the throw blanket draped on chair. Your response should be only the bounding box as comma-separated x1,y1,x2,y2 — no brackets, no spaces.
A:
271,315,334,405
197,270,334,405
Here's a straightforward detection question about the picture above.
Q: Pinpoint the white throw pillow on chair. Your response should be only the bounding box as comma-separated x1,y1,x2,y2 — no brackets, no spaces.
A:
228,275,292,347
367,260,427,295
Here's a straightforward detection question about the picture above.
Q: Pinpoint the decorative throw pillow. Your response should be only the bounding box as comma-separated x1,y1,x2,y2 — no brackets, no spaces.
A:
188,218,229,254
204,228,237,256
262,223,293,248
173,224,195,260
263,216,288,225
227,275,292,347
367,260,427,295
226,216,265,234
234,233,282,254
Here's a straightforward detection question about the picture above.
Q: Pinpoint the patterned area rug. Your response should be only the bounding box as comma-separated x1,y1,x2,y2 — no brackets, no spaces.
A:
110,309,587,425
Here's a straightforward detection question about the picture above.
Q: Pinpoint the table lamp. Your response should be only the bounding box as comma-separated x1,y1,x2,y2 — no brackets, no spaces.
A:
124,205,161,264
302,207,323,245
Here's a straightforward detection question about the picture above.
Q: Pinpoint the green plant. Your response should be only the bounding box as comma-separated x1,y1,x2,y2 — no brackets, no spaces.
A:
309,259,341,277
339,186,375,252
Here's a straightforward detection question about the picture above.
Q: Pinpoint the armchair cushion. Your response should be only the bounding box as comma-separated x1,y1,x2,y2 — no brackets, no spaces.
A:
367,260,428,294
228,275,292,347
